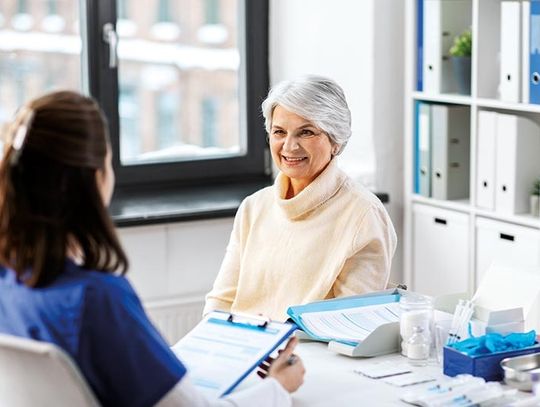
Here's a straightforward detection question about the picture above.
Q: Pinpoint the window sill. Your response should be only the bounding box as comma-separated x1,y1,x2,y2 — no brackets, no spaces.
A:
110,179,272,227
110,181,390,228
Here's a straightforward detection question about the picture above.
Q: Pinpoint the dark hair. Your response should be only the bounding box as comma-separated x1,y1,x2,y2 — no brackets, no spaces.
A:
0,91,128,287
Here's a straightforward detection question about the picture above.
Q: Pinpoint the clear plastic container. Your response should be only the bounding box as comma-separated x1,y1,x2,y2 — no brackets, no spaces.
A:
407,325,430,366
399,294,433,357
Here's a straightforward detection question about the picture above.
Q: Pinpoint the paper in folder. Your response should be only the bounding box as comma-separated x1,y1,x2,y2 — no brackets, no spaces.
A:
287,289,404,357
171,311,297,399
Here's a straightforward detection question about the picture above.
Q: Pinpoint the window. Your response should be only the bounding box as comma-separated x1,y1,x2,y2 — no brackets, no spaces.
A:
157,90,179,151
157,0,173,23
0,0,269,190
118,84,139,162
201,98,217,148
205,0,220,25
0,0,81,123
93,0,269,188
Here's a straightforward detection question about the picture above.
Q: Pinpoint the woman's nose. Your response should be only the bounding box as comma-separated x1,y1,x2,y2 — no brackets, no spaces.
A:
282,134,299,151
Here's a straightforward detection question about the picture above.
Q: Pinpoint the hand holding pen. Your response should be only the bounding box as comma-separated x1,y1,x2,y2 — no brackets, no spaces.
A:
256,337,305,393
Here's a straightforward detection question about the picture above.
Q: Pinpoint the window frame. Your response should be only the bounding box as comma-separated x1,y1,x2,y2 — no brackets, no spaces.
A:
84,0,270,190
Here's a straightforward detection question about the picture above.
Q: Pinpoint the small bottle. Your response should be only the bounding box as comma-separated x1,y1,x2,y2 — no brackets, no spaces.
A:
407,325,430,366
399,294,433,356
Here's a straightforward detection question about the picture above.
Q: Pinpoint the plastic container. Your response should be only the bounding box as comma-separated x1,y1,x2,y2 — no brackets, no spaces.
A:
445,343,540,382
400,294,433,356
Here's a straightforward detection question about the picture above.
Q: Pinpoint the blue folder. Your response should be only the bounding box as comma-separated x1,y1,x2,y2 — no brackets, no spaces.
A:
287,290,401,345
414,101,421,194
287,289,405,357
417,0,424,91
530,0,540,104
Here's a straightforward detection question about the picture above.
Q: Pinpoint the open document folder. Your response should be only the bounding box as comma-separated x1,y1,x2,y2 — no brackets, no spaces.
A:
287,289,404,357
171,311,296,400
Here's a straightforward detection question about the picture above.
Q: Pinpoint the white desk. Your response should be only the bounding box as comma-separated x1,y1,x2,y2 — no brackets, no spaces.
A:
291,342,445,406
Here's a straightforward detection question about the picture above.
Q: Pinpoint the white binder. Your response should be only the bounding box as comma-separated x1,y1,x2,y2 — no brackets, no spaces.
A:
476,111,497,210
423,0,471,94
431,104,470,200
500,1,522,102
522,0,531,103
418,102,432,197
495,113,540,214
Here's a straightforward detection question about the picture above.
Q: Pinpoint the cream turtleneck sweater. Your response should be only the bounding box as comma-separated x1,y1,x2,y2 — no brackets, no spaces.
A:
204,159,397,321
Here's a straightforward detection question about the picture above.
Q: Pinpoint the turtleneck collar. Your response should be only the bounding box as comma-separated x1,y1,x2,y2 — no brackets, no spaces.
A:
274,158,347,220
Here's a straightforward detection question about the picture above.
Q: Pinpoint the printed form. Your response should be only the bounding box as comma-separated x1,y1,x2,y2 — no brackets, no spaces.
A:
172,312,294,399
300,302,401,343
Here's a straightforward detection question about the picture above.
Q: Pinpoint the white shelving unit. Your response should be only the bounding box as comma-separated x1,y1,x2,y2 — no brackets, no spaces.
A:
404,0,540,297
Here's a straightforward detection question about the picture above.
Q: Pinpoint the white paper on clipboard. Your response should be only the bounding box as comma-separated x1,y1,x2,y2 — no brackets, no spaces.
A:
171,311,297,399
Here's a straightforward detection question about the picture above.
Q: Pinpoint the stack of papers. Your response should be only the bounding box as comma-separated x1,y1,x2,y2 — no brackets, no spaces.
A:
299,302,401,344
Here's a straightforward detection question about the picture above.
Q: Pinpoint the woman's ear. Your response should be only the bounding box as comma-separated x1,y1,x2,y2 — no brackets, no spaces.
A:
95,147,115,206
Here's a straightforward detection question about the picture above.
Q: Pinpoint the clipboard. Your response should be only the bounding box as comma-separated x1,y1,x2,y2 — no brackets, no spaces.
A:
287,288,407,357
171,311,297,399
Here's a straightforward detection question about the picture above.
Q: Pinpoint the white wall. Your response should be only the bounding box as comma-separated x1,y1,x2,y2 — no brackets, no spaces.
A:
119,218,233,302
270,0,376,184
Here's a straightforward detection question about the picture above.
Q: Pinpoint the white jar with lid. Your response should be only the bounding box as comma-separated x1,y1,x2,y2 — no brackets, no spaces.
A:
399,294,433,357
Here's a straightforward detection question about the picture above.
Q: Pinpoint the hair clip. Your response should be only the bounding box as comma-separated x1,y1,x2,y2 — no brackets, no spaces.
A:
9,107,35,166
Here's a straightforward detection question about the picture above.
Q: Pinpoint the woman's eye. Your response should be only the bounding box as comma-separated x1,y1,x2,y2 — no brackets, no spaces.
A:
300,129,315,137
272,129,285,136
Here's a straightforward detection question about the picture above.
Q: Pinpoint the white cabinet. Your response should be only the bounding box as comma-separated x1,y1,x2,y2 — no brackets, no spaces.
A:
404,0,540,295
475,217,540,286
413,204,469,296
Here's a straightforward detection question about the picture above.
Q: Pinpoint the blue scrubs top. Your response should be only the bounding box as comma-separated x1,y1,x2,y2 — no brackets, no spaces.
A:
0,260,186,407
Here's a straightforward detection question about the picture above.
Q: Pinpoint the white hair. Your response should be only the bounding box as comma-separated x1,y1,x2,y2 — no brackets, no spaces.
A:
261,76,352,155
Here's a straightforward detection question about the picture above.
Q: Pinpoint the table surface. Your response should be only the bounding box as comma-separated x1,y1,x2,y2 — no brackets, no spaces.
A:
240,341,532,406
291,341,444,406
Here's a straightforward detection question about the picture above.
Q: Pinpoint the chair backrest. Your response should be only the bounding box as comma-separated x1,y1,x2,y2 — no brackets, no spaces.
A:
0,334,100,407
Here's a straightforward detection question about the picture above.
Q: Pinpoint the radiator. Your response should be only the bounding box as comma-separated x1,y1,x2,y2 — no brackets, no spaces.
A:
143,296,205,345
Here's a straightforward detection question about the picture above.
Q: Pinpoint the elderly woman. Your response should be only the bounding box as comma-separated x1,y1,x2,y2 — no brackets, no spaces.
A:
204,76,397,321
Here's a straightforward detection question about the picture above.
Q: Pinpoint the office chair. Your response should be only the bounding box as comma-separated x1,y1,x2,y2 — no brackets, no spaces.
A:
0,334,100,407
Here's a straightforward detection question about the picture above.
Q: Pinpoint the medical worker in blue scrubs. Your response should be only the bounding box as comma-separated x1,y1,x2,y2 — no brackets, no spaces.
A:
0,91,305,407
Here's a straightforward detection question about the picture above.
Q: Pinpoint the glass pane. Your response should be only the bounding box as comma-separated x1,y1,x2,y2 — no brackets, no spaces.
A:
0,0,81,127
117,0,242,166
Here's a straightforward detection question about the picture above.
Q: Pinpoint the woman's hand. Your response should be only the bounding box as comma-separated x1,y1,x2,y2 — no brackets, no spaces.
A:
257,337,305,393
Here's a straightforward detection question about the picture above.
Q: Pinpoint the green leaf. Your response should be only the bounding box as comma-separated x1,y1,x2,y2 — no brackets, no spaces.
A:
449,29,472,57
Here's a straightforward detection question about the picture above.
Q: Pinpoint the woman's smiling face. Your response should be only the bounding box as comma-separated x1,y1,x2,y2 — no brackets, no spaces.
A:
269,105,335,196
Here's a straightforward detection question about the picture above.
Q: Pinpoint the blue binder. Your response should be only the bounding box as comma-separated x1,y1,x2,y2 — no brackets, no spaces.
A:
287,289,404,357
414,101,421,194
530,0,540,104
417,0,424,91
416,102,432,197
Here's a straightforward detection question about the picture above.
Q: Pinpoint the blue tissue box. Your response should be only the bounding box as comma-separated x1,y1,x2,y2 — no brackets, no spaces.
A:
443,343,540,381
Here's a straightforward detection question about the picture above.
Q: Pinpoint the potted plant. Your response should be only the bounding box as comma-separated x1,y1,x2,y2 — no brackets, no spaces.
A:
449,29,472,95
531,178,540,217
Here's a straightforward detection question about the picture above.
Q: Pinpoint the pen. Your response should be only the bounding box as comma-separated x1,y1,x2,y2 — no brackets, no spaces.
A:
287,354,298,366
